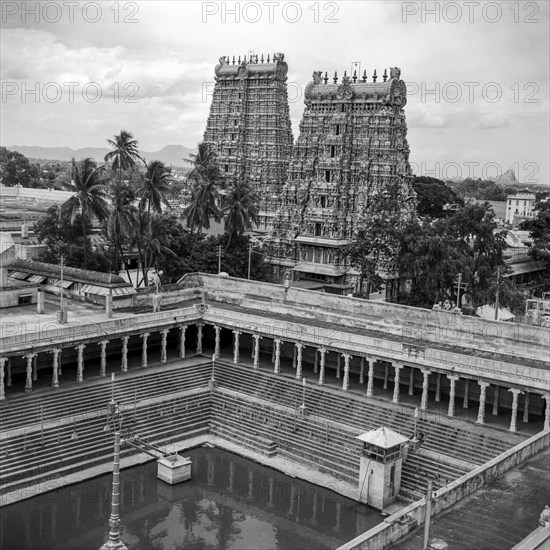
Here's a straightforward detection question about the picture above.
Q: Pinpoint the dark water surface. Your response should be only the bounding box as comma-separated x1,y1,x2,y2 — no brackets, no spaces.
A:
0,447,382,550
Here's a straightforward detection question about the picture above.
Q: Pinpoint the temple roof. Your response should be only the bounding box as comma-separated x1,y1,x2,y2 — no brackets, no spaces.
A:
6,259,131,287
356,427,409,448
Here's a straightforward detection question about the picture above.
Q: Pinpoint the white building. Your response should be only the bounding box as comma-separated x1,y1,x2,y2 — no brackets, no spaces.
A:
506,193,536,225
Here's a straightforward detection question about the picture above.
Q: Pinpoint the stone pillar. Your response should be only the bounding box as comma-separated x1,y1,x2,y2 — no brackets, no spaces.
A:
366,358,375,397
476,381,490,424
179,325,187,359
160,329,169,363
523,392,530,423
76,344,85,383
408,368,414,396
463,379,470,408
342,353,351,391
25,354,35,393
0,357,6,401
7,358,12,387
392,363,403,403
435,373,441,402
51,348,60,389
447,375,459,417
492,386,500,416
295,343,303,380
196,323,203,354
292,345,297,369
336,354,341,379
253,334,261,369
542,393,550,431
214,326,221,359
121,336,129,372
359,357,365,384
383,364,389,390
509,388,522,432
318,347,327,385
273,338,281,373
141,333,149,368
32,354,38,382
99,340,109,376
314,350,318,374
233,330,240,364
420,369,431,410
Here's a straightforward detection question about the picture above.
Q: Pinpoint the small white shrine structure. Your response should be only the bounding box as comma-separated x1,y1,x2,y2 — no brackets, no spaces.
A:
157,453,192,484
356,427,409,509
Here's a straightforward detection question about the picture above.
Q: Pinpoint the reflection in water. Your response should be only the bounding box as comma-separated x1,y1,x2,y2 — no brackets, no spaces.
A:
0,448,382,550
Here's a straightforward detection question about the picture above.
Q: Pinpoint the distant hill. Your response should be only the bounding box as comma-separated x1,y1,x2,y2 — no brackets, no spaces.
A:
495,169,519,186
7,144,197,167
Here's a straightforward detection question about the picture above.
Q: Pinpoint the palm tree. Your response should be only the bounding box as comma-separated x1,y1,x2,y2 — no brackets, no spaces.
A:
106,180,137,274
138,160,171,218
183,143,222,234
104,130,143,185
222,179,258,248
62,158,111,269
136,160,171,285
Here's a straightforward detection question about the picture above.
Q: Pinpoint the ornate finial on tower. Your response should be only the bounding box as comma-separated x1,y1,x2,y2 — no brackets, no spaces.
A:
343,70,347,78
352,70,357,83
232,56,236,65
383,69,388,82
333,71,338,84
267,53,270,62
243,55,247,62
362,70,367,82
261,53,264,63
372,69,378,82
324,71,328,84
238,55,241,63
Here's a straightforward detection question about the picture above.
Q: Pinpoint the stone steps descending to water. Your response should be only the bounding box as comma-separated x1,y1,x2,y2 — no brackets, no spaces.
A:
214,361,520,464
209,390,361,483
0,365,213,498
0,358,212,433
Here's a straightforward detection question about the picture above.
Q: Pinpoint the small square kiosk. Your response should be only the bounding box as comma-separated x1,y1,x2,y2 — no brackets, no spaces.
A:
356,427,409,510
157,453,192,485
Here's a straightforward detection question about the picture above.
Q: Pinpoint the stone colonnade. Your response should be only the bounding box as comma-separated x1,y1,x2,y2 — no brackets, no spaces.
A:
1,321,548,434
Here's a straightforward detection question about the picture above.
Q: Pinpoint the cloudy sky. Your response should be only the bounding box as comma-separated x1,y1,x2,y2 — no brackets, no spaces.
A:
1,0,549,184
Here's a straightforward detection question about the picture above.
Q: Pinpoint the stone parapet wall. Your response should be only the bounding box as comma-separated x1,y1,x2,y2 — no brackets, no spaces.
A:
180,273,550,365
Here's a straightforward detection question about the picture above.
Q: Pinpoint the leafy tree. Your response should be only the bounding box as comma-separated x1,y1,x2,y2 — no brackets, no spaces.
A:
344,211,403,296
35,206,109,272
396,203,508,308
62,158,111,269
412,176,462,218
222,180,259,248
0,147,41,187
520,199,550,272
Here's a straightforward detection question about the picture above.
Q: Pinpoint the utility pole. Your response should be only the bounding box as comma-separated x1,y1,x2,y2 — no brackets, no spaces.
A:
494,266,501,321
58,255,66,324
247,241,252,279
217,245,222,274
456,272,462,308
423,480,433,550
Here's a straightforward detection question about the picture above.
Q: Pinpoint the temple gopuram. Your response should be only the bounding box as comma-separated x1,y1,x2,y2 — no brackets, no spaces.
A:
203,55,417,299
203,53,294,231
266,66,417,297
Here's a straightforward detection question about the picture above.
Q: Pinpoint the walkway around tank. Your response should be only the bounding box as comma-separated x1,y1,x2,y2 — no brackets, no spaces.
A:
389,447,550,550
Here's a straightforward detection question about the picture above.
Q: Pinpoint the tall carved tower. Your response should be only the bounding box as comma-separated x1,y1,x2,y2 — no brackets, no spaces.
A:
203,53,294,231
267,66,416,298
